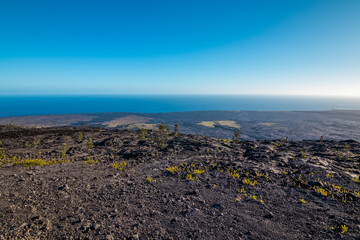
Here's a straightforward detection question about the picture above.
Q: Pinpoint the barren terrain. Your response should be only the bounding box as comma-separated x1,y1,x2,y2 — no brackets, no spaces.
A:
0,125,359,239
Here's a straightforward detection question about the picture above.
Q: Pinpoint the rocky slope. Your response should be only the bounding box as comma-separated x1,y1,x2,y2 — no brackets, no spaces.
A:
0,125,359,239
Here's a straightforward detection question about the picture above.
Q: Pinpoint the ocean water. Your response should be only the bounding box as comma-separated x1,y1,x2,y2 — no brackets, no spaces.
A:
1,95,360,118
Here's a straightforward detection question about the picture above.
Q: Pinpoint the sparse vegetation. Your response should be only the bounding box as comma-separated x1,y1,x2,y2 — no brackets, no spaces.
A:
1,125,359,239
87,138,94,151
314,187,327,196
139,128,149,139
300,151,307,159
111,161,127,171
166,166,179,174
341,225,348,234
233,130,240,143
77,131,84,142
61,143,67,159
13,158,70,167
351,176,360,183
174,124,179,137
84,157,97,165
153,122,169,149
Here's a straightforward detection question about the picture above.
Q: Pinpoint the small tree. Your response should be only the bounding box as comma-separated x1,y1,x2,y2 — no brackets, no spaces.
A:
87,138,94,151
154,122,169,149
174,124,179,137
77,131,84,142
139,128,148,139
233,130,240,143
61,143,67,159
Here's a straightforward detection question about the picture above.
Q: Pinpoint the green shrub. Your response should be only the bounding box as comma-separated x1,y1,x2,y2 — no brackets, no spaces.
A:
87,138,94,151
77,131,84,142
174,124,179,137
233,130,240,143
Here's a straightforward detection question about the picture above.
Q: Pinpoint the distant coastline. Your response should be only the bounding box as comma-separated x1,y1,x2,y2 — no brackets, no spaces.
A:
1,95,360,118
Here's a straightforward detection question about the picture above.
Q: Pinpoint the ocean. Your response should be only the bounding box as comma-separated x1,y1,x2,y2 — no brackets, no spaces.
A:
1,95,360,118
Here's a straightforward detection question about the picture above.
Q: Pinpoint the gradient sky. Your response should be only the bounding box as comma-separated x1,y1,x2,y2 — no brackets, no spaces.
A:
0,0,359,96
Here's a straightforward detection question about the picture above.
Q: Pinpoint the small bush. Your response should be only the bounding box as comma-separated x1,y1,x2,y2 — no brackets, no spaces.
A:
174,124,179,137
233,130,240,143
0,148,6,160
84,157,97,165
351,176,360,183
13,158,70,167
87,138,94,151
166,166,179,174
61,143,67,159
341,225,348,234
77,131,84,142
139,128,148,139
111,161,127,171
154,122,169,149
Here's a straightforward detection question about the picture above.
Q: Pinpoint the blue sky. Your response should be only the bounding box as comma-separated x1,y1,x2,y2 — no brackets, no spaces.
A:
0,0,359,96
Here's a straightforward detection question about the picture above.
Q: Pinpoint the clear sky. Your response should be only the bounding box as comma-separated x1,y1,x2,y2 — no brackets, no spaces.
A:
0,0,359,96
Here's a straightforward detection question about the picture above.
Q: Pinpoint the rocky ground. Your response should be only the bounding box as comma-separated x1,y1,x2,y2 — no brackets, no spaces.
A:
0,125,359,239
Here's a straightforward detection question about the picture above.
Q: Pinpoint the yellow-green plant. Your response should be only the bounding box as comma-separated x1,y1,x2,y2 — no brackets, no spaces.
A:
314,187,327,196
299,199,306,203
165,166,179,174
111,161,127,171
139,128,148,139
193,169,205,175
351,176,360,183
77,131,84,142
354,190,360,198
84,157,96,165
228,169,240,179
87,138,94,151
341,225,348,234
33,137,40,147
145,176,152,183
300,151,307,159
61,143,67,159
154,122,169,149
0,148,6,160
186,173,194,181
243,178,250,184
249,180,257,186
13,158,70,167
233,130,240,143
174,124,179,137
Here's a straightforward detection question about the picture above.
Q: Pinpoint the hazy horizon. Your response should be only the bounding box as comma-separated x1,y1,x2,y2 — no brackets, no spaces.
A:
1,1,360,96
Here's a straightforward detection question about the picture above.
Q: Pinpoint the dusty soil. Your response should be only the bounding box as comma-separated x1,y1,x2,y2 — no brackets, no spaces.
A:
0,125,359,239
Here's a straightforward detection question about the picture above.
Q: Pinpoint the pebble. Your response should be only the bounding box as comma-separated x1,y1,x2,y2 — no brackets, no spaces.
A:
58,184,69,190
133,233,140,239
92,223,101,231
263,212,274,219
